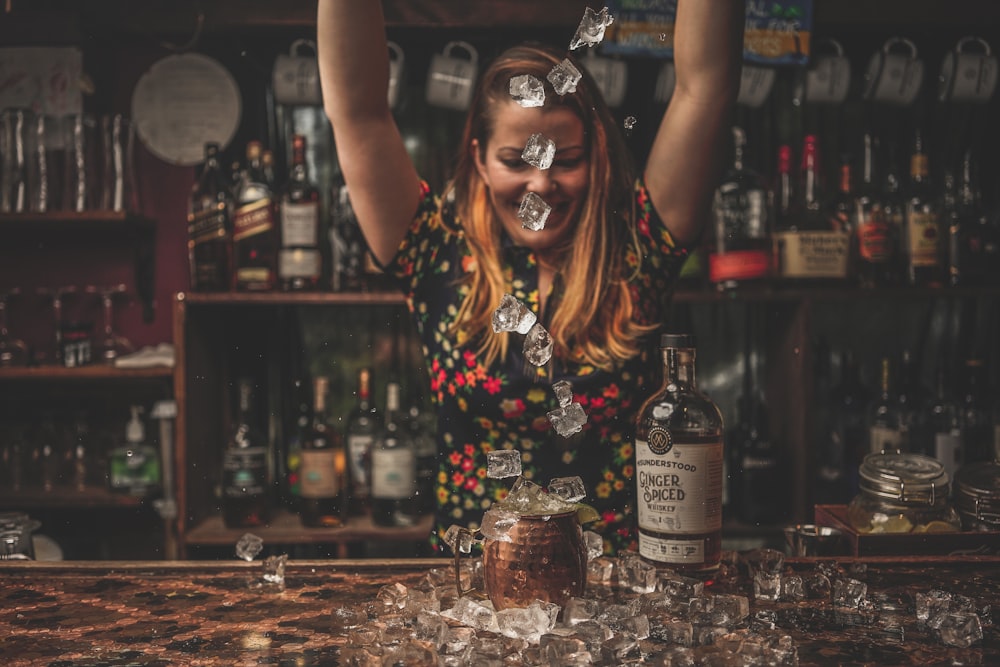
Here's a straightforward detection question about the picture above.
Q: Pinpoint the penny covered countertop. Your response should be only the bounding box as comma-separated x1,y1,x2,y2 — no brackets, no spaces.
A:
0,555,998,665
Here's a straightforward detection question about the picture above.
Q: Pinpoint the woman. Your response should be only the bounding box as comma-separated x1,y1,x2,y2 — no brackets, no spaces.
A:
318,1,743,554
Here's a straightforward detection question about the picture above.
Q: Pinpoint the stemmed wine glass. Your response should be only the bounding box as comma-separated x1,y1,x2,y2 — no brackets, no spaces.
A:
86,284,133,364
36,285,77,366
0,288,29,367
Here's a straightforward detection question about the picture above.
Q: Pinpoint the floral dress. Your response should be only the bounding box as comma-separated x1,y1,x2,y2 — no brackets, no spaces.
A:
383,180,689,555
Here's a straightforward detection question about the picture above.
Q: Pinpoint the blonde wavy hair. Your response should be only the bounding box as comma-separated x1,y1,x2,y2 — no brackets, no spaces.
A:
445,43,656,372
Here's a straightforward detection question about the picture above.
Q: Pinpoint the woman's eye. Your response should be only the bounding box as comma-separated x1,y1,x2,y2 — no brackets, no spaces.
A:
501,159,527,169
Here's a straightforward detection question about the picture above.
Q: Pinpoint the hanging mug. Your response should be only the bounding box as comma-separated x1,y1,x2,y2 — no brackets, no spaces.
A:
386,41,405,109
425,41,479,111
653,61,676,104
938,36,997,103
581,51,629,107
863,37,924,106
737,65,777,107
272,39,322,106
804,39,852,104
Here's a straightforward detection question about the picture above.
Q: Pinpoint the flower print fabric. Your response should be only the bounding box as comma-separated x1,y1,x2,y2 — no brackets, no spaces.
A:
382,179,688,556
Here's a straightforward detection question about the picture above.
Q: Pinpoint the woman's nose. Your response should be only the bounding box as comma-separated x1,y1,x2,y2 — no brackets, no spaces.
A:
526,168,556,196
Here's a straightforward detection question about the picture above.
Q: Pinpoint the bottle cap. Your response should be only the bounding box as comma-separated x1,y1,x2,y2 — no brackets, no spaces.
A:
661,333,696,349
126,406,145,443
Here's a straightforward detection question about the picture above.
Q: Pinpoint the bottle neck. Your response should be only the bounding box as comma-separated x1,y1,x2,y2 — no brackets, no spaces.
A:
664,347,696,390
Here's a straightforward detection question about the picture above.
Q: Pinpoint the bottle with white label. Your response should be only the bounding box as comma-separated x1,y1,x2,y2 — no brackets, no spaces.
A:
370,381,417,527
635,333,724,576
278,134,322,291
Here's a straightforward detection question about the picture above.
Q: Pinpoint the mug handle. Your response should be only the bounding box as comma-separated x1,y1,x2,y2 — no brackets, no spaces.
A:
884,36,918,58
290,38,317,57
387,40,405,67
443,40,479,66
956,35,991,56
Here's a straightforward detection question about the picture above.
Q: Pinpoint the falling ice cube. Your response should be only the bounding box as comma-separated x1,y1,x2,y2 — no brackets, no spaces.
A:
487,448,523,479
443,524,474,554
518,192,552,231
236,532,264,561
524,322,554,366
549,475,586,502
547,402,587,437
481,507,520,542
624,115,637,136
492,293,537,334
522,132,556,170
261,554,287,590
583,530,604,561
547,58,583,95
509,74,546,108
569,6,615,50
552,380,573,407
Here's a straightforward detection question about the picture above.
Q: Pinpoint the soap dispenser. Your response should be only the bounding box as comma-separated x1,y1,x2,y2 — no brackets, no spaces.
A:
109,406,161,495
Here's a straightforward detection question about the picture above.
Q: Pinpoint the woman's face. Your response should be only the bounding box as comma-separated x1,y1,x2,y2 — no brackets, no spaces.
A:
472,100,589,255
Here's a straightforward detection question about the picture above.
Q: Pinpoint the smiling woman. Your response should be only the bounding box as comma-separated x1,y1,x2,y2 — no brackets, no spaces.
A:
316,0,744,555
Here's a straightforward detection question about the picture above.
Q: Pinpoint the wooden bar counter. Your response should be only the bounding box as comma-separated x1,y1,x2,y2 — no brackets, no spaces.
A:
1,556,998,665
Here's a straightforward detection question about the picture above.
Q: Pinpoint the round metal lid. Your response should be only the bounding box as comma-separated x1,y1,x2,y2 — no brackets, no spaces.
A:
954,462,1000,520
858,452,950,504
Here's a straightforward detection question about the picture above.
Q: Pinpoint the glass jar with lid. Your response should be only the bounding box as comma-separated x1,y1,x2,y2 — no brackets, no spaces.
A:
847,452,962,534
953,461,1000,532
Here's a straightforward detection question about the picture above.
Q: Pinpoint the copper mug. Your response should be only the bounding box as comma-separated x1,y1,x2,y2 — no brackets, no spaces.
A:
481,510,587,610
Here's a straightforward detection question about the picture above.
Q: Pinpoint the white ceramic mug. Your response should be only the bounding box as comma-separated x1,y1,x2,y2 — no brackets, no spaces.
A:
863,37,924,106
804,39,852,104
272,39,322,106
581,51,628,107
653,61,676,104
938,36,997,103
737,65,777,107
425,41,479,111
386,41,405,109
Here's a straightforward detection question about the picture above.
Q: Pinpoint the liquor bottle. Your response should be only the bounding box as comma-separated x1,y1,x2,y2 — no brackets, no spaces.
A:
771,144,795,232
407,394,438,516
283,376,312,511
187,142,232,291
923,367,963,481
947,147,993,286
895,349,928,453
774,134,850,282
222,379,270,527
868,357,904,455
299,376,346,527
261,149,277,190
853,130,895,288
903,128,944,287
279,134,323,292
635,333,724,576
345,367,379,515
109,405,161,496
728,314,786,525
708,127,771,290
882,140,907,284
958,359,993,464
829,153,855,234
370,381,418,527
822,350,870,502
232,140,279,291
329,178,366,292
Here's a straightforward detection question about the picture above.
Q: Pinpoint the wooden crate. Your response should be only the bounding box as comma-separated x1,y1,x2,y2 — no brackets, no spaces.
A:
814,505,1000,557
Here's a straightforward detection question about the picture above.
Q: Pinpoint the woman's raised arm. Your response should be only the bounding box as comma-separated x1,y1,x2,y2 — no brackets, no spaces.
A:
644,0,744,246
316,0,422,265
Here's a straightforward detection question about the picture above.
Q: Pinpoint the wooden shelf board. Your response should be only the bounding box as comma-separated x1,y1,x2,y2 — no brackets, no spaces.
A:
0,365,173,381
0,486,148,509
179,291,407,306
185,509,433,546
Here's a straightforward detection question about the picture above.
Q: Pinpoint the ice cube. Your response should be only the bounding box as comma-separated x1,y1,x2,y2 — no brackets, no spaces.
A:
548,475,586,502
480,506,519,542
623,115,637,132
518,192,552,231
753,571,781,601
442,596,497,632
782,574,806,600
563,597,600,625
443,524,474,554
547,402,587,436
569,6,615,50
260,554,287,590
832,577,868,609
492,293,537,334
487,448,522,479
524,322,554,366
522,132,556,170
582,531,603,562
235,532,264,561
509,74,546,108
935,612,983,648
547,58,583,95
552,379,574,407
916,589,953,622
496,602,555,641
617,552,657,593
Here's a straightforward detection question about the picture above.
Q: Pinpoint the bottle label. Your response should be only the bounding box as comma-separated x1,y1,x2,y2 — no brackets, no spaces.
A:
372,448,415,500
347,433,374,492
300,449,340,498
774,230,850,278
906,210,941,267
280,201,319,246
636,436,723,537
934,431,963,481
279,248,321,278
188,203,228,244
708,249,771,284
222,447,268,498
233,198,276,242
857,213,891,262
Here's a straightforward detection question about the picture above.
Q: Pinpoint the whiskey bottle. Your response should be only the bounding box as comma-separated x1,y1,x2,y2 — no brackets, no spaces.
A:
187,142,232,291
947,147,992,286
279,134,322,291
222,378,270,528
635,333,724,576
329,178,366,292
923,367,963,481
853,130,895,288
370,381,417,527
708,127,771,290
345,367,379,515
868,357,904,455
232,140,279,291
299,376,346,527
903,128,944,287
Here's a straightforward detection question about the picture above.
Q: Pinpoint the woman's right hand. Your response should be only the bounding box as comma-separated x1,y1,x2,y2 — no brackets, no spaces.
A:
317,0,422,266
